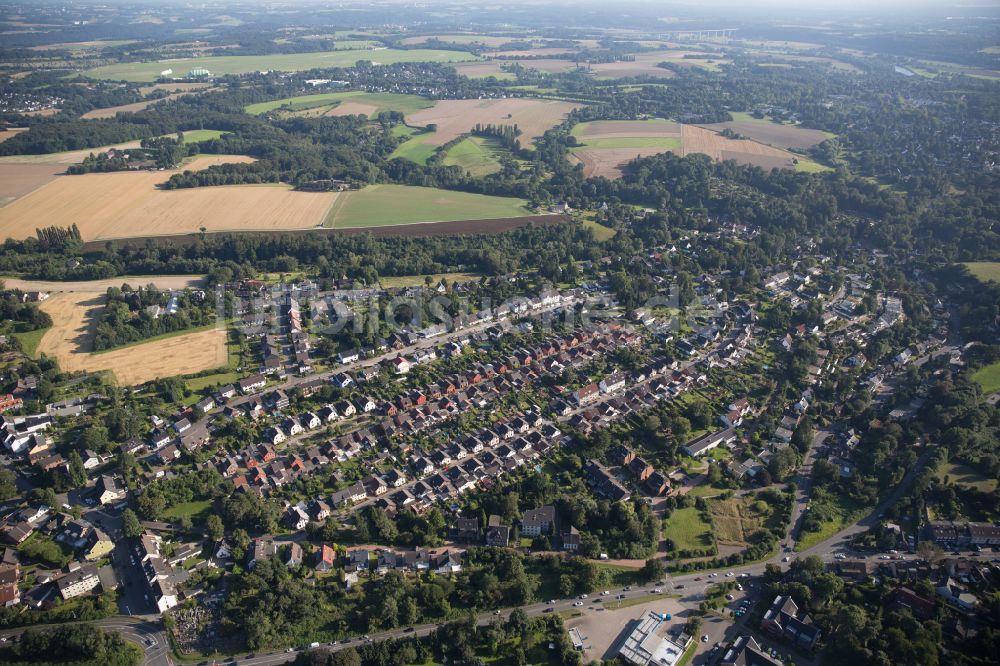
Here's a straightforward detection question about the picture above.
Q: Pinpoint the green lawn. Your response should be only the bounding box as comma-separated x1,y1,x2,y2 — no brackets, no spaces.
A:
663,506,714,552
442,136,505,175
186,370,240,393
245,91,435,116
176,129,228,144
323,184,533,228
389,134,441,164
162,500,213,520
13,328,48,358
972,361,1000,394
964,262,1000,284
86,49,480,82
937,461,999,493
793,158,831,173
581,218,615,241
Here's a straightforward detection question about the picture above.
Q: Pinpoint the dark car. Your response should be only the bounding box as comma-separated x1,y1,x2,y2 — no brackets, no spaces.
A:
543,607,554,613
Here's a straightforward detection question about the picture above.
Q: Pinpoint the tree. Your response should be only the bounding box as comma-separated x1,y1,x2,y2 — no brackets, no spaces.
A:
121,509,142,539
0,468,16,501
640,558,665,582
66,451,87,488
206,514,224,542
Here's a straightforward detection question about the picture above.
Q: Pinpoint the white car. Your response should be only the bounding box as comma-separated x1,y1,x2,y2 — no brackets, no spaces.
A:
579,594,588,599
725,572,734,577
602,590,610,596
835,554,846,560
573,601,584,607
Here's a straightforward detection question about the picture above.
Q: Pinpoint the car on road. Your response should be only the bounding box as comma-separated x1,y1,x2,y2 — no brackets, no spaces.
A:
674,584,684,589
702,635,709,642
579,594,587,599
573,601,584,607
652,588,662,593
835,553,846,559
694,577,701,581
404,627,415,633
543,607,554,613
602,590,610,595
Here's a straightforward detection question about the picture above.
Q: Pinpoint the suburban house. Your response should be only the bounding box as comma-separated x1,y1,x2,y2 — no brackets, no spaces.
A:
96,475,126,505
761,595,821,649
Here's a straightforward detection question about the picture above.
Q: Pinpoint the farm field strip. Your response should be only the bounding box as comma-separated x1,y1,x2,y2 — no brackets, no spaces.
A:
245,91,435,116
0,156,333,242
35,292,227,385
323,184,533,228
84,48,481,82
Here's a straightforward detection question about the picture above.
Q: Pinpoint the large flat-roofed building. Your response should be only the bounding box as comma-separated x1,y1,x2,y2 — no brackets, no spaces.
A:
925,521,1000,547
618,612,691,666
681,428,736,457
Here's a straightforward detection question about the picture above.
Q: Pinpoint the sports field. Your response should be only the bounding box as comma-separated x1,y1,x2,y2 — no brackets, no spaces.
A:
323,184,532,228
245,91,434,116
85,49,481,82
441,136,505,175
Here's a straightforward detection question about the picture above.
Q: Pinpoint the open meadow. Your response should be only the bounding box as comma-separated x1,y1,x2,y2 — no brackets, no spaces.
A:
323,184,533,228
81,89,215,119
441,136,505,175
35,291,228,385
84,48,480,81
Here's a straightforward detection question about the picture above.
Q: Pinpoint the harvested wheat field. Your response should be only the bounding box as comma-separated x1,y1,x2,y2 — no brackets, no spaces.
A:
697,117,828,150
325,101,381,117
589,50,727,78
138,82,213,95
0,128,27,143
0,162,335,241
570,147,674,179
36,291,227,385
81,91,207,119
405,98,581,147
680,124,795,167
575,119,680,140
4,275,205,294
0,163,64,206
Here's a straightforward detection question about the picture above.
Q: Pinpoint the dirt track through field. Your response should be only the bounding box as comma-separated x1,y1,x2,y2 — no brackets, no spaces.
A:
405,98,581,146
36,291,227,385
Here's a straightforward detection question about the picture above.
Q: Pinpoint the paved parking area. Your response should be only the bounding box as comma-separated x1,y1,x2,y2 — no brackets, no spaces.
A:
565,595,689,661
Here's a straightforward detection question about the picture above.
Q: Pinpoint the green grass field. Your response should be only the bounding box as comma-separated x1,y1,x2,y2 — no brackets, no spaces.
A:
245,91,435,116
937,461,999,493
441,136,505,175
389,134,441,164
162,500,213,521
12,328,48,358
323,184,532,228
86,49,480,82
177,129,228,144
972,361,1000,394
964,262,1000,284
581,218,615,241
663,506,714,552
186,370,241,393
378,272,481,288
